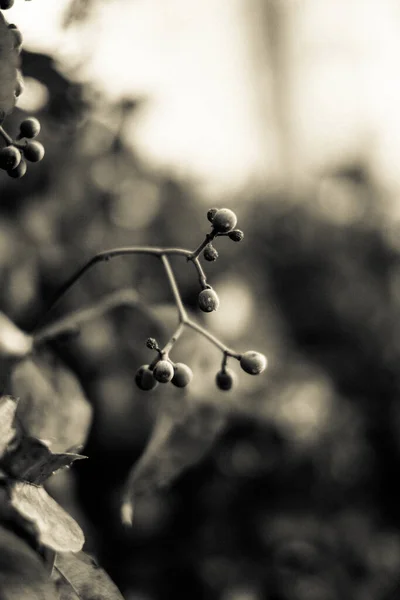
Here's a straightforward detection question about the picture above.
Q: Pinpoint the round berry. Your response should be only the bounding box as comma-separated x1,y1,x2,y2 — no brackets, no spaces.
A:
19,117,41,139
240,351,267,375
23,141,45,163
203,244,218,262
212,208,237,233
228,229,244,242
0,146,21,171
0,0,15,9
153,359,174,383
207,208,219,223
135,365,158,391
171,363,193,388
7,158,26,179
198,288,220,313
216,368,237,391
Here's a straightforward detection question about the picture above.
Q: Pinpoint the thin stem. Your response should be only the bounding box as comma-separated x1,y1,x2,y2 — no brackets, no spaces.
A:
0,126,13,145
190,230,217,260
32,246,192,332
186,319,241,359
191,257,208,289
33,288,152,346
161,321,185,357
160,254,187,322
54,564,81,599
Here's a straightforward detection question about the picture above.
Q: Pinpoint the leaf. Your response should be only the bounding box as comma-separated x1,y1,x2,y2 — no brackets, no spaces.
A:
0,312,33,359
11,353,92,453
0,525,58,600
54,551,124,600
122,397,227,524
0,395,17,459
2,435,86,485
10,481,85,553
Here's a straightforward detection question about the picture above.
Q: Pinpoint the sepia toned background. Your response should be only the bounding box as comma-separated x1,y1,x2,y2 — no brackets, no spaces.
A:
2,1,400,598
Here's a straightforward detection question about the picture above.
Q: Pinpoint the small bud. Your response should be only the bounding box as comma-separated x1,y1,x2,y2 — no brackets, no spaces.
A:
146,337,159,350
228,229,244,242
207,208,218,223
203,244,218,262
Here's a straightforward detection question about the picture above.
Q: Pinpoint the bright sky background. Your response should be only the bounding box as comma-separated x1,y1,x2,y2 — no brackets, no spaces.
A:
6,0,400,206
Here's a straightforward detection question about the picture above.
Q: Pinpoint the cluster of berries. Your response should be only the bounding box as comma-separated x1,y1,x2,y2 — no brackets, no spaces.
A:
198,208,244,313
135,339,194,391
133,207,267,392
135,343,267,393
0,117,44,178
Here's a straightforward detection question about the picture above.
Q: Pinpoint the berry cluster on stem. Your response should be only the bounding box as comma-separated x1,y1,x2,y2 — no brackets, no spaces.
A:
32,208,267,391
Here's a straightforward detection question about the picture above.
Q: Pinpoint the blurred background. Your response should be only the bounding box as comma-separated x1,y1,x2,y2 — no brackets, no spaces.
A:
3,0,400,598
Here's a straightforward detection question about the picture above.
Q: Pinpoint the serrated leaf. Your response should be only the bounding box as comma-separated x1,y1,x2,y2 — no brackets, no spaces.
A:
0,312,33,359
11,353,92,453
54,551,124,600
0,395,17,459
2,435,86,484
10,481,85,552
122,397,226,524
0,525,58,600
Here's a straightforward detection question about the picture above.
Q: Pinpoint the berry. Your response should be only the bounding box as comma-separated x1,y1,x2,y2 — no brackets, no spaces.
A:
153,359,174,383
228,229,244,242
146,337,159,350
7,158,27,179
216,368,237,391
19,117,41,139
171,363,193,388
203,244,218,262
23,141,45,163
0,0,15,9
135,365,158,391
240,351,267,375
0,146,21,171
207,208,218,223
198,288,219,312
212,208,237,233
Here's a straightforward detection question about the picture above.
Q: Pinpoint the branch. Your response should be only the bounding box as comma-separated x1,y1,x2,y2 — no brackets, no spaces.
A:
33,288,155,346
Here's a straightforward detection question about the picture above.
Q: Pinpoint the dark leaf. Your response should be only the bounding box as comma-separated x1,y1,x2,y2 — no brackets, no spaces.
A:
2,435,86,484
11,353,92,453
0,525,58,599
54,551,124,600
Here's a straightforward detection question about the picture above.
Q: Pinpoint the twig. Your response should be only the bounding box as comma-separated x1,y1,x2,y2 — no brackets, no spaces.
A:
33,288,154,346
